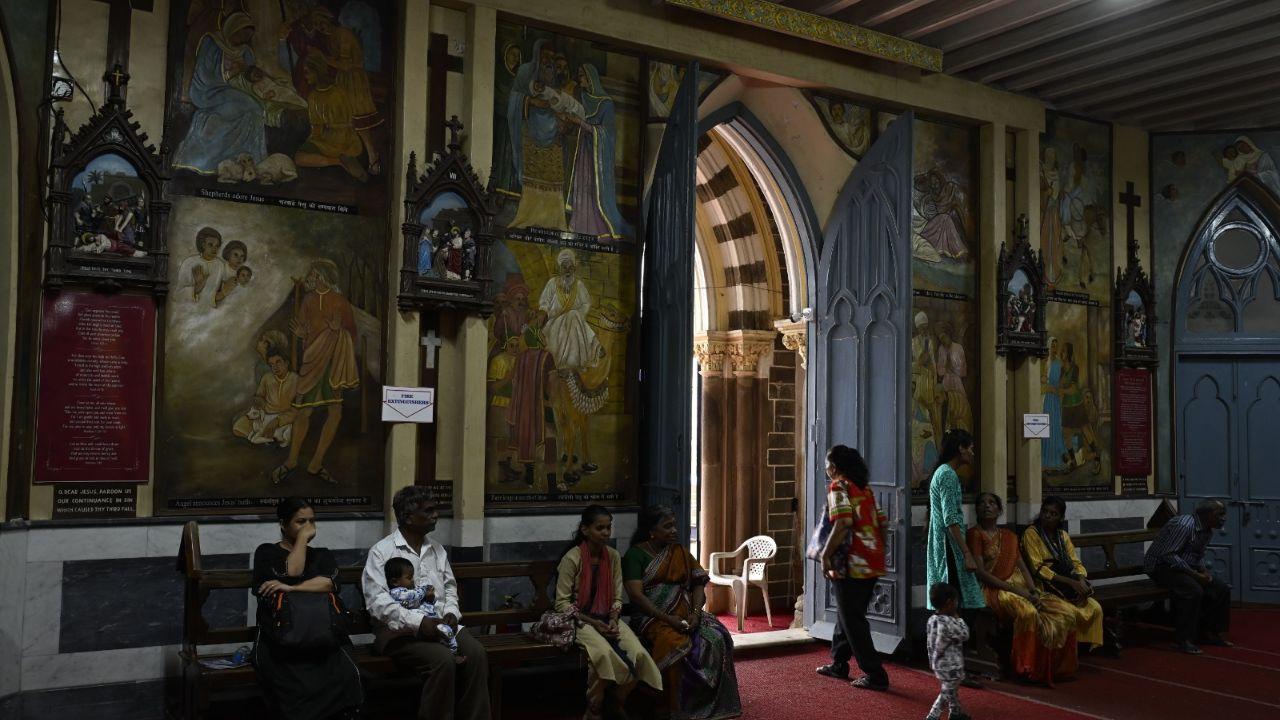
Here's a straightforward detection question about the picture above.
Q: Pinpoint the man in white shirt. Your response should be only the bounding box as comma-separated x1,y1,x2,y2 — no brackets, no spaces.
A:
362,486,490,720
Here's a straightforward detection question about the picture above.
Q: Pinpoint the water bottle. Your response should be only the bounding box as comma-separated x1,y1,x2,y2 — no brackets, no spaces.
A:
232,645,251,665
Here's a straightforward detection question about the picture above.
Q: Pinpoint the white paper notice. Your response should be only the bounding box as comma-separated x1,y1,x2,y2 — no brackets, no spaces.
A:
381,386,435,423
1023,413,1050,439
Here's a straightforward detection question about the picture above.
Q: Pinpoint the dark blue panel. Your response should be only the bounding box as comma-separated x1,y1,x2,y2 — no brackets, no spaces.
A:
60,554,247,654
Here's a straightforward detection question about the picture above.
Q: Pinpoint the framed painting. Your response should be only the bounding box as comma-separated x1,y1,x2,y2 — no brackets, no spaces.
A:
398,119,496,315
996,214,1048,357
164,0,397,215
1114,259,1157,368
491,21,642,247
46,68,170,294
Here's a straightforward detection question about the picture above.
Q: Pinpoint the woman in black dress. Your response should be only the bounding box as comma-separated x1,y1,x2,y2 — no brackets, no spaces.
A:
252,497,363,719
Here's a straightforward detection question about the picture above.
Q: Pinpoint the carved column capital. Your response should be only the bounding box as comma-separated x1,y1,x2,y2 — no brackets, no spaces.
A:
774,318,808,369
726,329,777,376
693,332,731,375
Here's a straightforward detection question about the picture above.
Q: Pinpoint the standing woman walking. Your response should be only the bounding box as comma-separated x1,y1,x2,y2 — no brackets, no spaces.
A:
926,429,986,617
814,445,891,691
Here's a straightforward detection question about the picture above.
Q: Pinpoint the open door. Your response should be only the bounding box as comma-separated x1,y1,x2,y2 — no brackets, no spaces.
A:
640,63,699,543
805,112,913,652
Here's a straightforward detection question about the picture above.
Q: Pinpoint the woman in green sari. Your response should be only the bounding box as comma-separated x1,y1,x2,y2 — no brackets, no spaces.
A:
622,505,742,720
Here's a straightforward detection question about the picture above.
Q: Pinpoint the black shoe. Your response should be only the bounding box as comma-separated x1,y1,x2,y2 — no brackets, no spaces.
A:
815,663,849,680
1171,641,1203,655
850,675,889,691
1198,635,1234,648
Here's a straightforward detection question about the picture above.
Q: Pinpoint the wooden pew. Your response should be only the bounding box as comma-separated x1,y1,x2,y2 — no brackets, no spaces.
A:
176,522,582,719
969,527,1168,673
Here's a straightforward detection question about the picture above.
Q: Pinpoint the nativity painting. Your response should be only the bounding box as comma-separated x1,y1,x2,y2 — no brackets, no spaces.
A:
165,0,396,214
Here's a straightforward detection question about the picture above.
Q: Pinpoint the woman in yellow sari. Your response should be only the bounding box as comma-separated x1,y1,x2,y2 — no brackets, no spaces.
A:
622,506,741,720
967,493,1078,685
1021,496,1105,649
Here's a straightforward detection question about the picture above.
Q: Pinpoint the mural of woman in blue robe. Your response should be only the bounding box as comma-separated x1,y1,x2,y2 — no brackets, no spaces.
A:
567,63,633,240
172,12,268,174
1040,336,1067,471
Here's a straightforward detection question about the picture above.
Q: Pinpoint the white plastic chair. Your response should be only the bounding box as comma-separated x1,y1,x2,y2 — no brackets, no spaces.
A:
708,535,777,632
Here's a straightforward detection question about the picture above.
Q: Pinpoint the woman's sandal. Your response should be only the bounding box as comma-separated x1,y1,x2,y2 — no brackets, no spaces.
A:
849,676,888,691
815,663,850,680
312,467,337,485
270,464,293,485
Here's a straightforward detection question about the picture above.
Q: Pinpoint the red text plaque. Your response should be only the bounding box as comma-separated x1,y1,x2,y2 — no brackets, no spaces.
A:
1114,367,1152,478
35,292,155,483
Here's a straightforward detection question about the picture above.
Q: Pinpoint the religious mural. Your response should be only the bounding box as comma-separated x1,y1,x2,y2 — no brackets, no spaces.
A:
491,22,642,244
647,60,723,120
155,197,387,514
1041,113,1113,494
898,116,980,498
1040,114,1112,296
910,294,978,495
165,0,396,214
484,232,636,505
805,92,871,159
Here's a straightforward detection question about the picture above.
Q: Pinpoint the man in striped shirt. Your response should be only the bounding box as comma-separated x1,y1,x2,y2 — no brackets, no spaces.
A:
1143,499,1231,654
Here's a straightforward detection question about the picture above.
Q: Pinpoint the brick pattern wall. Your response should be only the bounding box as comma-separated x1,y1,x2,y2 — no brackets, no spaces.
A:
764,340,801,610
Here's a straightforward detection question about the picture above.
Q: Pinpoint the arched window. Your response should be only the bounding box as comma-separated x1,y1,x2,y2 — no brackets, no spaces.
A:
1176,178,1280,342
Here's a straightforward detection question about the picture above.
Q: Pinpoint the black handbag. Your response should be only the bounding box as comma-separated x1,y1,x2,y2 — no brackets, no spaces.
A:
264,591,350,651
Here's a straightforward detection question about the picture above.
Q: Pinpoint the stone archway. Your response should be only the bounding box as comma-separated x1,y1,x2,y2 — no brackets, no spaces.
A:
690,114,816,621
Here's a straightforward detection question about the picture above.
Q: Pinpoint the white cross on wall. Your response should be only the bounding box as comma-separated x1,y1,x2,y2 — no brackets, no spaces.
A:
421,329,443,370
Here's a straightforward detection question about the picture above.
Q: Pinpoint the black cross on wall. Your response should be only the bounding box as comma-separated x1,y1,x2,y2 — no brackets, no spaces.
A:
1119,181,1142,264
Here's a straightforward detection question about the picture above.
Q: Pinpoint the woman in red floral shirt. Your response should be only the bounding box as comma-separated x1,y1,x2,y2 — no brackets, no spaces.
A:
816,444,890,691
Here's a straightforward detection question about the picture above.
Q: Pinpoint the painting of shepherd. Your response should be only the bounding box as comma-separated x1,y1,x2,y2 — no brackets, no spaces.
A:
165,0,396,213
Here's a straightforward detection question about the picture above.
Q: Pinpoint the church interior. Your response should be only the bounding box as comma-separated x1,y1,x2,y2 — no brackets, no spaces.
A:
1,0,1279,718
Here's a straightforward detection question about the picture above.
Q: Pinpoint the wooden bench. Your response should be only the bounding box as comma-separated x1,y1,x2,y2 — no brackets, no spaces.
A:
969,527,1168,674
176,521,583,719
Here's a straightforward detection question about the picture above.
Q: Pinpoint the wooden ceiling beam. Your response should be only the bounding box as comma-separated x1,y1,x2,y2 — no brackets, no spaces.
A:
880,0,1021,41
943,0,1168,73
916,0,1088,51
1081,60,1280,117
831,0,940,29
1057,42,1280,109
1147,96,1280,131
790,0,868,15
996,1,1280,91
1112,75,1280,126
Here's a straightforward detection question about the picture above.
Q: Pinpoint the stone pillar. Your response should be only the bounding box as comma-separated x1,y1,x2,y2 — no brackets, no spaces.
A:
694,333,729,611
979,124,1008,497
774,318,807,624
1013,129,1044,522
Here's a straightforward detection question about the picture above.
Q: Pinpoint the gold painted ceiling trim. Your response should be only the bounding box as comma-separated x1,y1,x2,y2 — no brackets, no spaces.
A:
665,0,942,72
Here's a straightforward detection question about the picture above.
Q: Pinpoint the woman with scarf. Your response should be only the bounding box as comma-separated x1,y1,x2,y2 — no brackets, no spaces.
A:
173,12,268,175
556,505,662,720
622,505,741,720
967,493,1078,684
566,63,634,240
1021,496,1105,650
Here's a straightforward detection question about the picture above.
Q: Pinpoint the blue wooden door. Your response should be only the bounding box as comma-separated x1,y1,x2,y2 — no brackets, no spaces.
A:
640,63,699,543
1174,359,1240,593
805,112,913,651
1235,360,1280,603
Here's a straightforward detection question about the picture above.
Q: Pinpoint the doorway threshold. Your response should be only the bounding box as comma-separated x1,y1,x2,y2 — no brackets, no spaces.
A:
731,627,817,653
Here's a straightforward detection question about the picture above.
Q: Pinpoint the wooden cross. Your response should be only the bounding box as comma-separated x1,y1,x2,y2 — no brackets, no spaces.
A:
421,328,444,370
1119,181,1143,263
427,33,464,156
445,116,465,152
102,0,132,103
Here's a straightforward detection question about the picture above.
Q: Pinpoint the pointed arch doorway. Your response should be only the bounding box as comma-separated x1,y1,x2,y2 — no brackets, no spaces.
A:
1173,177,1280,603
687,105,819,623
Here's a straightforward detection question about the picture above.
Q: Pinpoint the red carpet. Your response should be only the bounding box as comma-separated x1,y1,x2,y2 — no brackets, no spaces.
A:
992,609,1280,720
716,611,794,634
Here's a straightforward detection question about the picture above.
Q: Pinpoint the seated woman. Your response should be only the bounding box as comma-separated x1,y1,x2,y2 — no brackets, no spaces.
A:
556,505,662,720
1020,495,1105,651
251,497,362,720
967,492,1078,684
622,505,742,720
